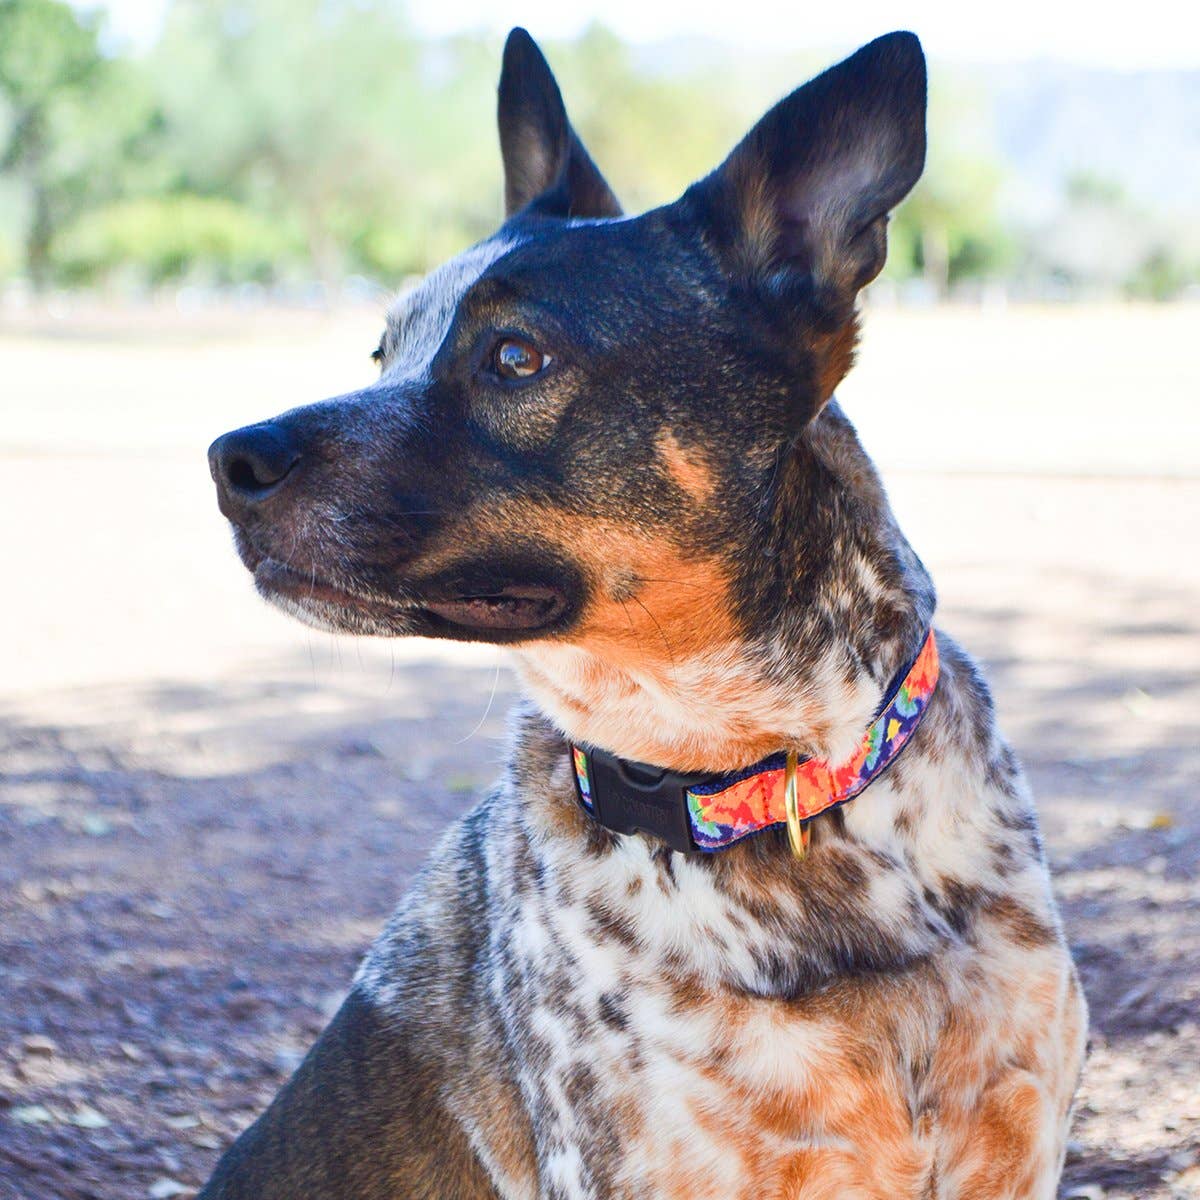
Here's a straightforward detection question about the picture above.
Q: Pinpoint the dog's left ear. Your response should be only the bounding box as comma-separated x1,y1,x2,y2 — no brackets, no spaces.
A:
497,28,622,220
688,31,926,304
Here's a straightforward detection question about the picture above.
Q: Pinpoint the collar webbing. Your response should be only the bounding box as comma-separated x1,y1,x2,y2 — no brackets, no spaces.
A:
570,628,940,854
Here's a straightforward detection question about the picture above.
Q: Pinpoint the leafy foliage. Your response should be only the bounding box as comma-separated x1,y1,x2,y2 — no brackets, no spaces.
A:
51,193,298,283
0,0,1193,297
0,0,160,285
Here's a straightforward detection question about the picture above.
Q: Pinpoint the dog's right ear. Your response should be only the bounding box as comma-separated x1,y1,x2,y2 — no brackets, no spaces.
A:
497,28,622,220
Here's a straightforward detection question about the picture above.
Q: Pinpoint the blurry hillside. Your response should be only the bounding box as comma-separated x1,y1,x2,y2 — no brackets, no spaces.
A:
986,64,1200,219
0,0,1197,302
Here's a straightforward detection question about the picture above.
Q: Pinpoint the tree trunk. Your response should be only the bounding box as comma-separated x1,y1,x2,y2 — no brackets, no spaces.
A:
921,226,950,298
27,180,53,293
305,207,343,304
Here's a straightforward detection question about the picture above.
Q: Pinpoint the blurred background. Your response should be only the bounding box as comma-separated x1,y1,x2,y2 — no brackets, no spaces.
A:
1,3,1198,1199
1,0,1198,300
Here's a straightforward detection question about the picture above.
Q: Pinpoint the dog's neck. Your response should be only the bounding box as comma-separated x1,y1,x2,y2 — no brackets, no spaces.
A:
515,403,936,774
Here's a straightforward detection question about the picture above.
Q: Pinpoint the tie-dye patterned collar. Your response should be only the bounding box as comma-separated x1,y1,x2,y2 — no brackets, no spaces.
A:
571,628,940,854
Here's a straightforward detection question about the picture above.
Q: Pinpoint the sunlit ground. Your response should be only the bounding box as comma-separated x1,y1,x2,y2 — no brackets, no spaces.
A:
1,303,1198,1198
3,300,1196,692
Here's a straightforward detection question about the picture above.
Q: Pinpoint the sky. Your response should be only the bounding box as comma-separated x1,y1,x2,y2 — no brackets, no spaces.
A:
81,0,1200,71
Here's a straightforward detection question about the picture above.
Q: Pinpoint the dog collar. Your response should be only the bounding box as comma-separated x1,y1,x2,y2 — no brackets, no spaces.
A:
571,628,939,855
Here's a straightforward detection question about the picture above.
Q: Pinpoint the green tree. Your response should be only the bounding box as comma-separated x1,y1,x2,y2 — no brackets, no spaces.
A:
887,77,1010,292
0,0,157,287
1037,171,1198,300
151,0,441,283
550,24,746,214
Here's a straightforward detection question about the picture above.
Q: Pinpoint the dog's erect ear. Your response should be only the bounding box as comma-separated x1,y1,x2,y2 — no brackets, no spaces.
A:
690,32,925,301
497,27,622,220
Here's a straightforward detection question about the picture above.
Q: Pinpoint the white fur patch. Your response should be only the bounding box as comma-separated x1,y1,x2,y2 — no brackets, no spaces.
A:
515,634,880,772
380,236,519,382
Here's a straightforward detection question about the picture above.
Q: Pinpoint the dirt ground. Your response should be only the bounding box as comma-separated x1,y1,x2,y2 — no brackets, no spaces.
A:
1,305,1198,1199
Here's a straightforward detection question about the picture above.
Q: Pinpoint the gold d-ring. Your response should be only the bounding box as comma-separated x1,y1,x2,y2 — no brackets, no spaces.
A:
784,750,810,860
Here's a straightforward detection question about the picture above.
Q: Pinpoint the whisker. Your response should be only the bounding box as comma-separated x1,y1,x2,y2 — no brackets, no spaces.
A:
617,598,645,661
456,661,502,745
630,594,678,685
631,576,709,591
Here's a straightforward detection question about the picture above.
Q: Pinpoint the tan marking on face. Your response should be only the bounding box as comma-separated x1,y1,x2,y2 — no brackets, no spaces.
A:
412,487,871,769
425,496,740,663
519,533,767,770
811,315,860,405
656,431,715,504
414,493,807,769
579,542,736,662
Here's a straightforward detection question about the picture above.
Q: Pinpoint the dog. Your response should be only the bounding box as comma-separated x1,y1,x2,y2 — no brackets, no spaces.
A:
200,28,1087,1199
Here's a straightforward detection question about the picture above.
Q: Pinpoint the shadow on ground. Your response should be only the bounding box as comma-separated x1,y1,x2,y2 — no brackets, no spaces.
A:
1,567,1197,1199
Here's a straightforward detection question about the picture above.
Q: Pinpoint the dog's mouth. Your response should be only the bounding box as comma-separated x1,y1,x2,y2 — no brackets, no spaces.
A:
249,553,571,639
420,589,567,632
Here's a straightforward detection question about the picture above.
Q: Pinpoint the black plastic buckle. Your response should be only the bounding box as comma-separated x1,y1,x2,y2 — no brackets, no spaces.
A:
574,746,713,855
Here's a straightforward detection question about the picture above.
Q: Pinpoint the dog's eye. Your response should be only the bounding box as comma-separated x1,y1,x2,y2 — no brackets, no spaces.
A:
370,342,386,369
492,337,549,380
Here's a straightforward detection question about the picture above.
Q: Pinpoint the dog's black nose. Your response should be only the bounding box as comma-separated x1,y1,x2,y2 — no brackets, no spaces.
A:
208,423,301,514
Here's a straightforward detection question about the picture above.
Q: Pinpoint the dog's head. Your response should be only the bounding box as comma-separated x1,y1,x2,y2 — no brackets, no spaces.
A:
209,30,928,767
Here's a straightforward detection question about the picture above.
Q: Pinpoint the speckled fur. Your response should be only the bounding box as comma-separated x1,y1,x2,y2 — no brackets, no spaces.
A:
203,448,1087,1199
200,29,1086,1200
346,481,1086,1200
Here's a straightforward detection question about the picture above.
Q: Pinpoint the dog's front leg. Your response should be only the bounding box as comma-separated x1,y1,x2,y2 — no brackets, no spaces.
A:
935,966,1088,1200
197,987,501,1200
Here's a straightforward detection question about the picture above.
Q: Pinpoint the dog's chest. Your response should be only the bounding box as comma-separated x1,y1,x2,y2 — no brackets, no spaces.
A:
448,729,1083,1200
485,834,948,1200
